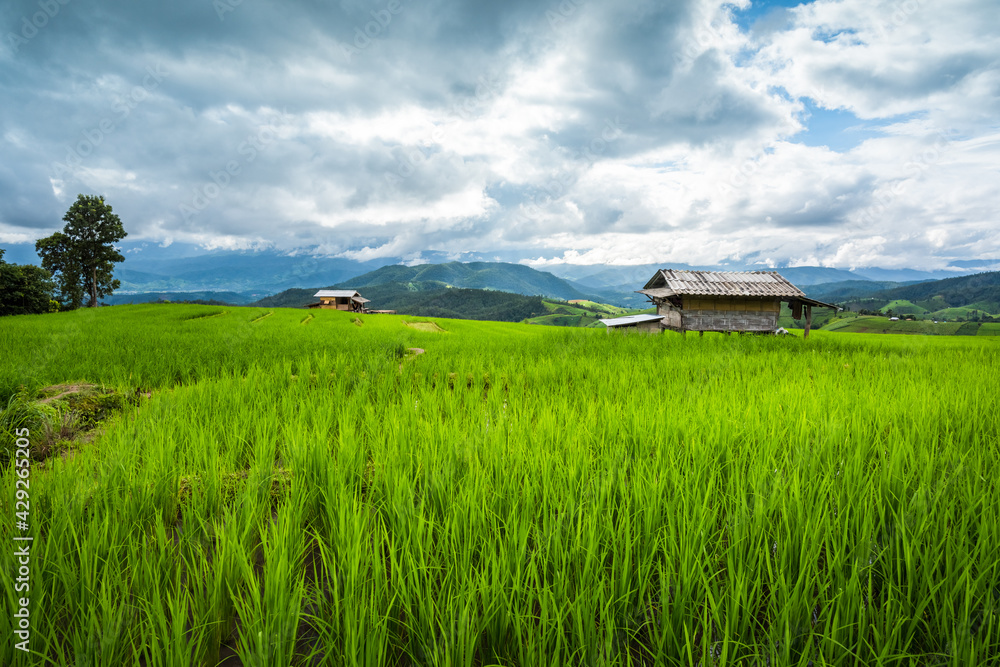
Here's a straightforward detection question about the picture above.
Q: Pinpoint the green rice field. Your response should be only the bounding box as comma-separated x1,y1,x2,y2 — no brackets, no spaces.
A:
821,316,967,336
2,304,999,666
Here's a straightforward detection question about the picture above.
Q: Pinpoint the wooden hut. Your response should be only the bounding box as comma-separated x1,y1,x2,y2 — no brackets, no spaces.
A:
307,290,370,312
636,269,838,337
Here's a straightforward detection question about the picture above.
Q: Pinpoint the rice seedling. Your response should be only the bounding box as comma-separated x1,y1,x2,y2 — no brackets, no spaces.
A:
0,304,998,665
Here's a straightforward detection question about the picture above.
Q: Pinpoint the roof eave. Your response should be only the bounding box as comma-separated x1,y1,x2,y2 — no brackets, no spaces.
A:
786,295,841,310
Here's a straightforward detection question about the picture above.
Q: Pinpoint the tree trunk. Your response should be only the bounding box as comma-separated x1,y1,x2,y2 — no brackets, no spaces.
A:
90,266,97,307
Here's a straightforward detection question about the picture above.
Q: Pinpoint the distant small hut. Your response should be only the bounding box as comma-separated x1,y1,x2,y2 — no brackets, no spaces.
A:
599,313,665,333
307,290,371,312
636,269,838,337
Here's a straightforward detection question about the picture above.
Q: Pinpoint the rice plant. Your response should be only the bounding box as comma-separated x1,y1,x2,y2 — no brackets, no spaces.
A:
1,304,998,665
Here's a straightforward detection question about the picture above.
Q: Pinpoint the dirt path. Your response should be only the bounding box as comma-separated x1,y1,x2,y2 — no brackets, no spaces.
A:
402,320,446,333
38,383,97,404
399,348,425,371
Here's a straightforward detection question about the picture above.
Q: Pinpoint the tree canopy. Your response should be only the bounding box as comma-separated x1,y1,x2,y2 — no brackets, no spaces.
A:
36,195,127,308
0,248,57,316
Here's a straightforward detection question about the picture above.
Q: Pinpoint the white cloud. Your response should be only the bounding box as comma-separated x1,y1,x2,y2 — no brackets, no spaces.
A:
1,0,998,269
0,229,35,244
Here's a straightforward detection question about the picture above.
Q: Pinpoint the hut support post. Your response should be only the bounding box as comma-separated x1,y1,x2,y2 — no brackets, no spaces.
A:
804,305,812,338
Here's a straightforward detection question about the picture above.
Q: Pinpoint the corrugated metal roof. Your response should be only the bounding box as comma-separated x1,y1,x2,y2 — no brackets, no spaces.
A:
600,314,664,327
315,290,360,298
642,270,806,298
351,296,371,303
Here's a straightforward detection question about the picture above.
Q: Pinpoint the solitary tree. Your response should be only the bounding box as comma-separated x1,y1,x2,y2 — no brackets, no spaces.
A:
36,195,127,308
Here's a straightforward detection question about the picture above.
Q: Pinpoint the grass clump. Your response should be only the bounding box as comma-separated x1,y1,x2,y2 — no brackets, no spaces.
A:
0,389,57,465
0,384,134,466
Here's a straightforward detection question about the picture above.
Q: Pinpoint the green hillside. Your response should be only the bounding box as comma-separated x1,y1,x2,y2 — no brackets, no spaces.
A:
335,261,607,302
925,306,994,321
817,271,1000,318
254,283,545,322
879,270,1000,310
253,282,636,327
562,300,629,315
978,323,1000,336
878,299,928,315
913,295,950,312
803,279,920,301
253,282,463,310
524,299,651,327
378,287,546,322
820,315,966,335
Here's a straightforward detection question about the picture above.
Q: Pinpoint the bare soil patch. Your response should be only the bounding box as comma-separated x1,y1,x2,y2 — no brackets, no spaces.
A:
402,320,446,333
38,383,98,404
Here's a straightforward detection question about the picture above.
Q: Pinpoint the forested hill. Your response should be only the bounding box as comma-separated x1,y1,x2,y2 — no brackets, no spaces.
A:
336,261,605,302
379,288,546,322
806,271,1000,313
252,282,546,322
803,280,929,301
875,271,1000,310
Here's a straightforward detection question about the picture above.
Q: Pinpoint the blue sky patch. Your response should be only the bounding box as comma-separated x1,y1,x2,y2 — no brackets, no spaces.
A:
791,100,918,152
730,0,809,33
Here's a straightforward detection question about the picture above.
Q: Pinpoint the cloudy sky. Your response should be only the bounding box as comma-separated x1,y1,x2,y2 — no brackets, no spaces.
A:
1,0,998,269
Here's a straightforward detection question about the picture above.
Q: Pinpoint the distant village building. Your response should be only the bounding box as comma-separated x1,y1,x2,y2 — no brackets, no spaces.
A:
630,269,839,338
307,290,371,312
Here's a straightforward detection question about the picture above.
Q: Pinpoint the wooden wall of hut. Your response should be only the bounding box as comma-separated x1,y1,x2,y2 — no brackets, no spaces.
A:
680,297,780,332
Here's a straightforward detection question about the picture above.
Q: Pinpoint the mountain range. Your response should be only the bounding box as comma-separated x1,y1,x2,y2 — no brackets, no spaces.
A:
3,240,1000,310
803,272,1000,318
335,262,606,301
249,262,609,311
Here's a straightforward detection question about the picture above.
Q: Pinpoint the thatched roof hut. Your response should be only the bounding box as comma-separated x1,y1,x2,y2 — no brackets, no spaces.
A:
637,269,838,337
306,290,370,312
